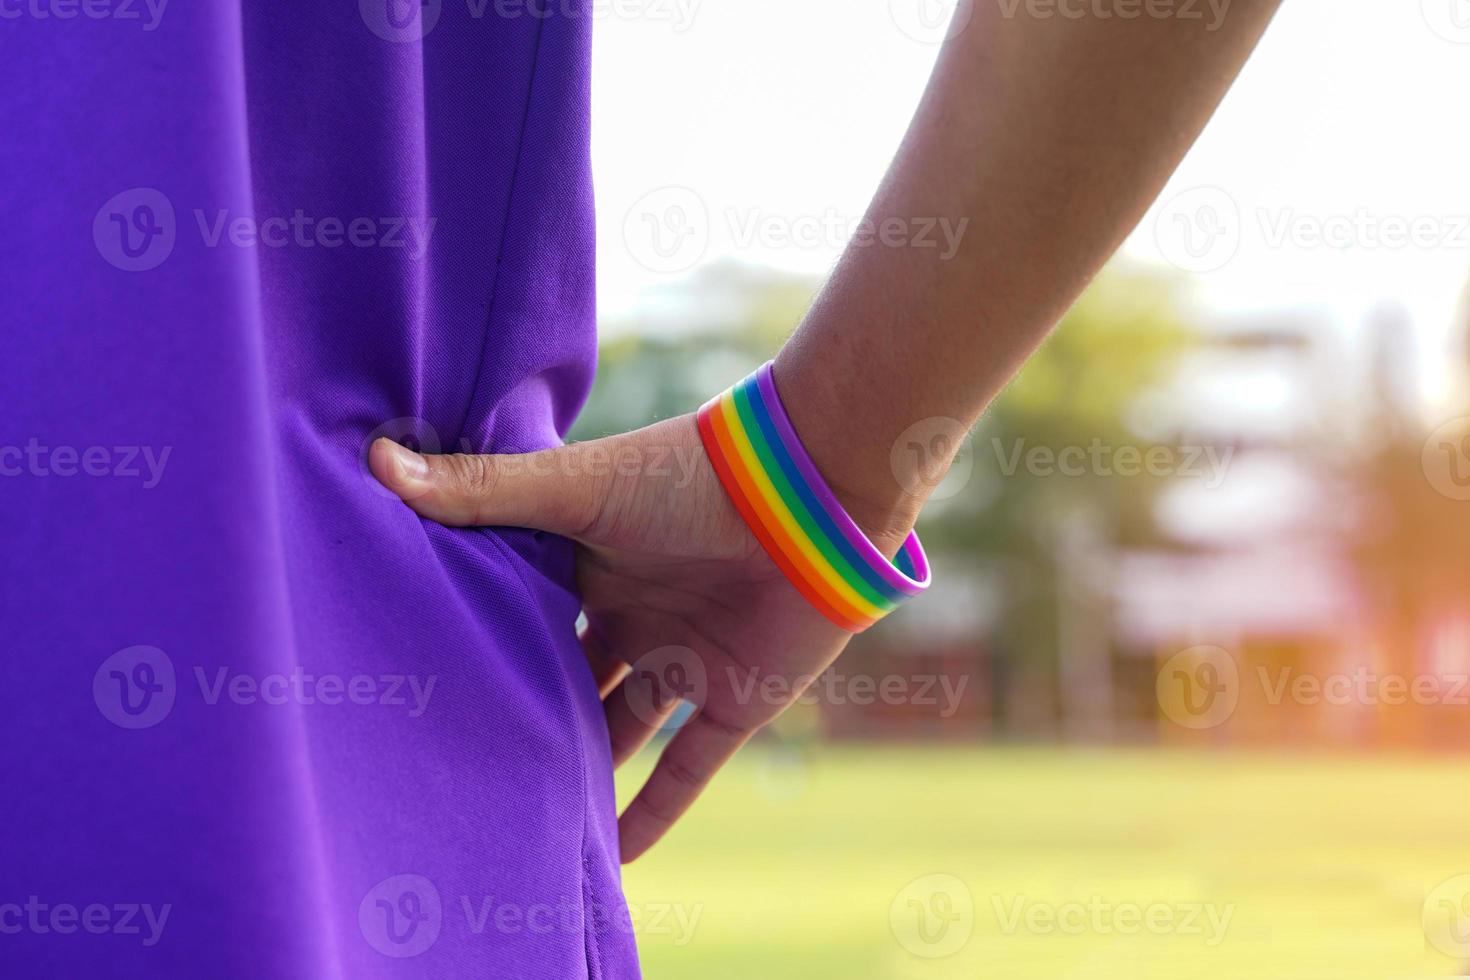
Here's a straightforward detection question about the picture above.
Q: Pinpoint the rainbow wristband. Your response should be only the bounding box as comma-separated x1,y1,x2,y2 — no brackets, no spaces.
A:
695,361,931,633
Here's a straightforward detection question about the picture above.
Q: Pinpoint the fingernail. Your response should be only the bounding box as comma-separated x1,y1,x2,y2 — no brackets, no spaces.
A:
383,440,429,484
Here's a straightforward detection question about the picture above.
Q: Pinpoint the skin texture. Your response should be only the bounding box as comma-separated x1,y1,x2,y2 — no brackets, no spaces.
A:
371,0,1284,862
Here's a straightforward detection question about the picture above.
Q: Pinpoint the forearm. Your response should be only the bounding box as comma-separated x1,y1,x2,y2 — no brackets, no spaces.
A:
775,0,1282,543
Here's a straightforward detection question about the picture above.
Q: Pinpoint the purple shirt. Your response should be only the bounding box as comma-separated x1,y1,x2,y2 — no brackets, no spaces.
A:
1,2,638,975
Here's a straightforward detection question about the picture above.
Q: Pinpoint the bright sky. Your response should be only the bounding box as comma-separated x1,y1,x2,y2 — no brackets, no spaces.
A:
591,0,1470,404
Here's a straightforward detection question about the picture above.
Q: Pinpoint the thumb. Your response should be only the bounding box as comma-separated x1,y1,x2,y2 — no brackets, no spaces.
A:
369,437,606,537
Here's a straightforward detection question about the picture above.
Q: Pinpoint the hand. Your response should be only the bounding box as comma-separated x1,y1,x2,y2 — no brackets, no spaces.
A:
369,415,904,861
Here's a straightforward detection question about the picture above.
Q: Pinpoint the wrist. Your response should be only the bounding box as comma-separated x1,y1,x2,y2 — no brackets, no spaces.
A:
768,350,925,557
694,361,933,633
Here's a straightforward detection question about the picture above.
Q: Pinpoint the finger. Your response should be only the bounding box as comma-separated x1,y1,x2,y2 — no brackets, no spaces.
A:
603,664,682,768
618,713,755,863
579,626,629,698
368,437,605,536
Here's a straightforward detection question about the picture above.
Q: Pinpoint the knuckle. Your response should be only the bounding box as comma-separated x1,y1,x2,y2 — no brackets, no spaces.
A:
443,453,497,499
663,759,705,791
554,447,611,537
630,793,677,829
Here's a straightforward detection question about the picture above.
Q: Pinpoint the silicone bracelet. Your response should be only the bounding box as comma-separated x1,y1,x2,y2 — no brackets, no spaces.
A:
695,361,931,632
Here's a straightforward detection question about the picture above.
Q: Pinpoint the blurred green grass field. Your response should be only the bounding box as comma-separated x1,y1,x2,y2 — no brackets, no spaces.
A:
617,745,1470,979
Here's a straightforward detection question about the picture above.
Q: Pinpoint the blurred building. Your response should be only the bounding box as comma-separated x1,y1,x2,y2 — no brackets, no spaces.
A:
1128,304,1470,749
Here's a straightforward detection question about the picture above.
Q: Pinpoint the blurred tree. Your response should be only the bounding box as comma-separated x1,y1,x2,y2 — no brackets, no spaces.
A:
942,267,1196,734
